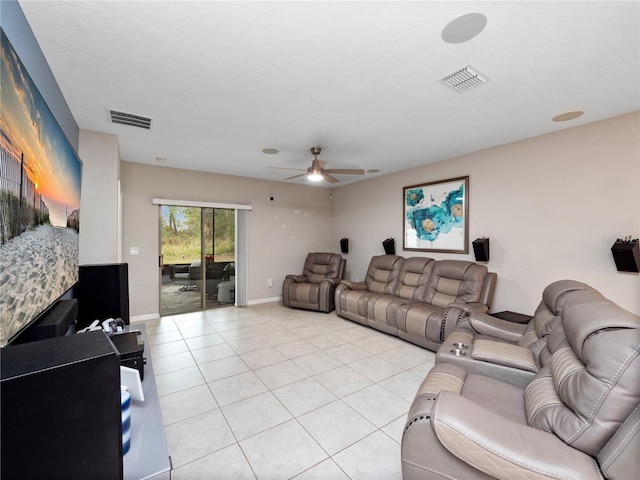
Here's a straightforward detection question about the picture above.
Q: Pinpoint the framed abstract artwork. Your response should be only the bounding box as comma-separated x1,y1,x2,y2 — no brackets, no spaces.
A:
403,176,469,253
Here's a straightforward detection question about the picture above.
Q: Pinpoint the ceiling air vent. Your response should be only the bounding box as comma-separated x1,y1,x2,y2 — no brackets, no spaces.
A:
439,65,488,93
107,109,152,130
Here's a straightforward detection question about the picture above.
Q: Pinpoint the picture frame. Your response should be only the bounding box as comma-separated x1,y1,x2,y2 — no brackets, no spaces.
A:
403,176,469,253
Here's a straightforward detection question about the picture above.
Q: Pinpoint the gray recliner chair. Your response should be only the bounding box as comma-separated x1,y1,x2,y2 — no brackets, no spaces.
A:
282,252,345,313
402,285,640,480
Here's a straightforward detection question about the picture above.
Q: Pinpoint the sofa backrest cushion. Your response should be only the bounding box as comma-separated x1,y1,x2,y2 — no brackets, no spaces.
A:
303,252,343,283
519,280,596,352
392,257,435,300
422,260,488,307
524,288,640,457
365,255,404,294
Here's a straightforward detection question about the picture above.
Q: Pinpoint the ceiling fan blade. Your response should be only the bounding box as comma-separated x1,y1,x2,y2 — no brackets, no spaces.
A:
318,160,327,168
269,166,306,172
321,172,340,184
324,168,366,175
283,173,308,181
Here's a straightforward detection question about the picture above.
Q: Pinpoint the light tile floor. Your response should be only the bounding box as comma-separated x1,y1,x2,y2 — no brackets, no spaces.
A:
142,302,435,480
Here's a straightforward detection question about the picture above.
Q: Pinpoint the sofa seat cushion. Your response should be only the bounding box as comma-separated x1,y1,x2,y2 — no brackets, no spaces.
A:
338,289,380,318
397,303,447,345
367,294,420,329
286,282,321,305
409,363,527,428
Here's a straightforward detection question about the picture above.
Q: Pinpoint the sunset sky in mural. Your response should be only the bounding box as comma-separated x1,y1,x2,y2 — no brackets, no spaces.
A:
1,31,81,227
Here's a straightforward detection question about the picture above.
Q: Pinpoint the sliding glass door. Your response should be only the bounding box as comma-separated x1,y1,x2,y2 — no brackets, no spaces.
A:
160,205,235,316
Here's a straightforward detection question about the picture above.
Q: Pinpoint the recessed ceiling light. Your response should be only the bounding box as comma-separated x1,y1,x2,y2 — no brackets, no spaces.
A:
155,157,167,164
442,13,487,44
367,169,380,173
552,111,584,122
261,148,279,154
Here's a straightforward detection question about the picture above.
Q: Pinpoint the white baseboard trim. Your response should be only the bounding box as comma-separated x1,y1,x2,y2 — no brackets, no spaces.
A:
130,313,160,323
247,296,282,306
131,299,281,319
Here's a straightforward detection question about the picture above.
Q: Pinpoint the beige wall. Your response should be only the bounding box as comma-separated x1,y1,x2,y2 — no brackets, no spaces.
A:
332,112,640,314
119,162,334,318
78,129,121,264
114,112,639,318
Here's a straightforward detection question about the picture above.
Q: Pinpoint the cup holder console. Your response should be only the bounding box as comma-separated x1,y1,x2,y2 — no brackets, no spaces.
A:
449,349,467,357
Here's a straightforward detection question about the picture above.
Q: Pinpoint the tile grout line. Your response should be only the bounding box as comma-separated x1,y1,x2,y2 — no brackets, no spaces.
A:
151,305,430,479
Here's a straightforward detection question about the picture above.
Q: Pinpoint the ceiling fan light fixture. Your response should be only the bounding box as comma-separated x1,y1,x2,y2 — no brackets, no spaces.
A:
274,145,365,183
308,172,323,182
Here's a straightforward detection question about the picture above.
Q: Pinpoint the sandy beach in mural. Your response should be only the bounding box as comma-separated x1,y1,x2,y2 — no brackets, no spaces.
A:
0,225,78,345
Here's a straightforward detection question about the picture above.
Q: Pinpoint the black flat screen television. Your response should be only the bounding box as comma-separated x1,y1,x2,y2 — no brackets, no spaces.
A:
0,28,82,346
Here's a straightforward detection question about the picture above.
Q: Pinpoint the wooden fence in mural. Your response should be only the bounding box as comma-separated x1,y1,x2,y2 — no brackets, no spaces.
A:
0,144,50,244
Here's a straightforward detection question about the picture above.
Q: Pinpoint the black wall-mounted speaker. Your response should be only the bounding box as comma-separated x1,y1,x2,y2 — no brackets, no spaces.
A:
472,238,490,262
76,263,130,330
611,240,639,273
340,238,349,254
382,238,395,255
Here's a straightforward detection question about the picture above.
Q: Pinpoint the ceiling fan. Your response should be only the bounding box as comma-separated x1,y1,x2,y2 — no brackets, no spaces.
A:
270,146,365,184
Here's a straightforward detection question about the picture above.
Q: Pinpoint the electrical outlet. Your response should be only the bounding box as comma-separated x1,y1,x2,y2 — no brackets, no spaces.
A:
268,278,273,288
129,247,140,256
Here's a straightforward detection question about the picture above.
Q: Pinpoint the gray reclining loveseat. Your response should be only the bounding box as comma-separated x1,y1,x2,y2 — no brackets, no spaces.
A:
436,279,596,388
402,282,639,480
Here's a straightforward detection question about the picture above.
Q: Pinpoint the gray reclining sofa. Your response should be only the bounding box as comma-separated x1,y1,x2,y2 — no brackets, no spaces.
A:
335,255,496,351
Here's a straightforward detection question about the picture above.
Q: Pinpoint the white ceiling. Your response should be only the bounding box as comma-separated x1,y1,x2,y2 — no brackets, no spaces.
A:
19,1,640,187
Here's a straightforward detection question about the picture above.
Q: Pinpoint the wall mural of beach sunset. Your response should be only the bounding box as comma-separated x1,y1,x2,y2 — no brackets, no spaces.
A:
0,29,82,346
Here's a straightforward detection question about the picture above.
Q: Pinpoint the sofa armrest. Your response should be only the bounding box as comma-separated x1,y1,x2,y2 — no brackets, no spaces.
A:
285,274,307,283
471,339,538,373
440,303,491,342
450,302,489,314
335,280,368,317
317,279,340,312
432,391,602,480
467,311,527,343
283,275,306,307
339,280,367,290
